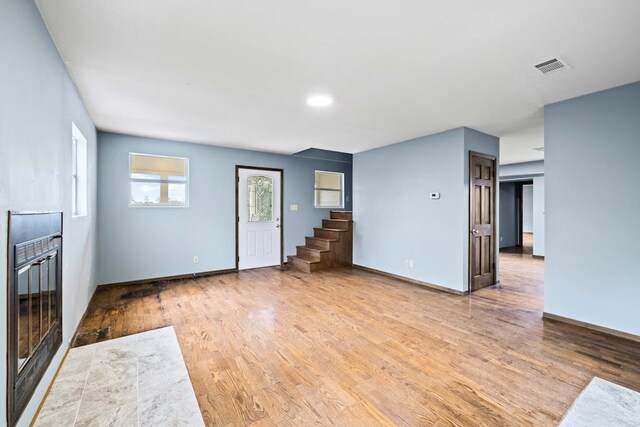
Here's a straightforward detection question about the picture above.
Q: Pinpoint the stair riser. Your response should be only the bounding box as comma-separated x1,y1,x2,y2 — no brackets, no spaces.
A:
314,228,342,240
322,219,350,230
287,256,311,273
330,211,353,220
305,237,331,250
287,256,321,273
296,247,330,262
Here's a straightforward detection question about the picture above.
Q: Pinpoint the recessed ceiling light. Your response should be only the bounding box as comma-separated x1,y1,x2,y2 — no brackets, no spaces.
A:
306,95,333,107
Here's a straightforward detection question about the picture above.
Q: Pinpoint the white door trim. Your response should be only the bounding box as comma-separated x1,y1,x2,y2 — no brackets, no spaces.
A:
236,166,283,270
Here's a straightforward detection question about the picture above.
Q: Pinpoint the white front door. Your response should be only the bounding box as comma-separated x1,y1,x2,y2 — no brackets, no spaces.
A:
238,168,282,270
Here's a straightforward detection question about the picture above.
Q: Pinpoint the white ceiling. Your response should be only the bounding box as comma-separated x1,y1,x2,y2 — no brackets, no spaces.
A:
37,1,640,161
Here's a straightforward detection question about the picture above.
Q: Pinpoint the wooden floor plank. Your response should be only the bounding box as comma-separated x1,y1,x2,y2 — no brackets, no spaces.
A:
73,252,640,426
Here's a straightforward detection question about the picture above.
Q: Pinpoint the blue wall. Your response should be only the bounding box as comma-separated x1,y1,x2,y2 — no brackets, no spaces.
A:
545,81,640,335
522,184,533,232
499,182,519,248
0,0,98,425
353,127,499,292
97,132,352,284
532,176,545,257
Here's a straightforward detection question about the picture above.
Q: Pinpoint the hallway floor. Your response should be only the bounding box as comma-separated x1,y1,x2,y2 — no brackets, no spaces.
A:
70,255,640,426
500,232,534,256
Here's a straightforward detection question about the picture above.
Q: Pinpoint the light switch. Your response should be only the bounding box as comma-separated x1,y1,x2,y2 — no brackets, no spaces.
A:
290,204,298,211
430,192,440,199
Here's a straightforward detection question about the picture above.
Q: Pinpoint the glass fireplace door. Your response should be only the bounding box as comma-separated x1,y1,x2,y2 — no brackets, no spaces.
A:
15,253,58,374
8,211,63,427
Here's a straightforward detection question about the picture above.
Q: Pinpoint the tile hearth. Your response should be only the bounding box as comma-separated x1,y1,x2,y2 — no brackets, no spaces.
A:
559,377,640,427
35,326,204,426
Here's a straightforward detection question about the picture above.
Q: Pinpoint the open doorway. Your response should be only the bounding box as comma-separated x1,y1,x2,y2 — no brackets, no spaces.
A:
499,180,534,255
498,161,545,259
495,162,544,312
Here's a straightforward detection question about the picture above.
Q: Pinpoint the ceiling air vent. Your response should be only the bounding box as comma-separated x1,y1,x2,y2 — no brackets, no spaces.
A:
534,57,570,75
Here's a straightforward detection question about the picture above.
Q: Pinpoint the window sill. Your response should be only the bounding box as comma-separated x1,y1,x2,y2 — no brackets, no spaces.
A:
128,205,190,209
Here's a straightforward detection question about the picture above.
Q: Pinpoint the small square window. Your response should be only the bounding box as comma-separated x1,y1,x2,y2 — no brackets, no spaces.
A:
129,153,189,207
314,171,344,208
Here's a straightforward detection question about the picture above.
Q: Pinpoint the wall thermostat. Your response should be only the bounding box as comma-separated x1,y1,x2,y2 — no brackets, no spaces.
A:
430,192,440,199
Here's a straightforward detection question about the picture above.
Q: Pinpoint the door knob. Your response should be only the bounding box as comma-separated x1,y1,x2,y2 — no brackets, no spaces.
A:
276,224,280,228
471,229,478,235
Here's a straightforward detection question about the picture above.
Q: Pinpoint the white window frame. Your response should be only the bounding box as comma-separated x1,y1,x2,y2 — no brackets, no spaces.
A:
314,170,344,209
71,123,88,218
128,152,190,208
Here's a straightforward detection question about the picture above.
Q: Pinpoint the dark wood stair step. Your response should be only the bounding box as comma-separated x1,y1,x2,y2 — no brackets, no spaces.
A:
330,211,353,220
289,253,316,262
313,227,347,240
296,245,330,262
287,255,321,273
322,219,351,230
305,236,338,250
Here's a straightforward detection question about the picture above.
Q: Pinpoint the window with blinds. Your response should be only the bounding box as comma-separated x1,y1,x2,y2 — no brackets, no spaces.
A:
314,170,344,208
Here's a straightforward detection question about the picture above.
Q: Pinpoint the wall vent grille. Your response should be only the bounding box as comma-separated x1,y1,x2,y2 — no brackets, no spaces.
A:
534,57,570,75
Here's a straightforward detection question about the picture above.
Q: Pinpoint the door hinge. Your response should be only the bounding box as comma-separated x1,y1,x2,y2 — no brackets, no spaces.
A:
237,216,240,222
237,256,240,263
237,176,240,182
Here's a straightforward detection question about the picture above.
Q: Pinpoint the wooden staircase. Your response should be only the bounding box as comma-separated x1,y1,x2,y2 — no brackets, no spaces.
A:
287,211,353,273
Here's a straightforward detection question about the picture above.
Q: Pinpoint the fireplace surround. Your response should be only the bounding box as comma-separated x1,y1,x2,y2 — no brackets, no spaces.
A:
7,211,63,426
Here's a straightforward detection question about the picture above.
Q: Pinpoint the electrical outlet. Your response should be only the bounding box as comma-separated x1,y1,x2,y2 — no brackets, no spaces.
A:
409,259,414,268
500,236,503,242
290,204,298,211
193,256,199,264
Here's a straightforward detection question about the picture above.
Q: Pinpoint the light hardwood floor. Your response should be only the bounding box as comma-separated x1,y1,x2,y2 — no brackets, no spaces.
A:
74,254,640,426
499,232,534,255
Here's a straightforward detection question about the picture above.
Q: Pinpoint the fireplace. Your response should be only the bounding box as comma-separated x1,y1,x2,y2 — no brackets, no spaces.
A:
7,212,63,426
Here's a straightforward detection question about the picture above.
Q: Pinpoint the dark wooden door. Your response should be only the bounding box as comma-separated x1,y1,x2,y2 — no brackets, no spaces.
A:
469,152,496,291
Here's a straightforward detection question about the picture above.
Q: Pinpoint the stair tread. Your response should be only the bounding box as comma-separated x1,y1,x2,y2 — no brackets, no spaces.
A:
288,255,319,264
314,227,348,232
307,237,338,242
331,210,352,213
297,245,330,253
324,218,352,222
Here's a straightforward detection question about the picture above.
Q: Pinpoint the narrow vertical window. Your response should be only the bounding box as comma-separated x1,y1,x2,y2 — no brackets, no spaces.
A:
314,170,344,208
247,176,273,222
71,123,88,217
